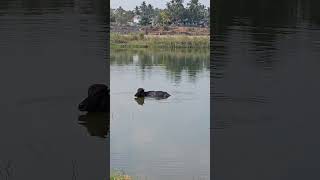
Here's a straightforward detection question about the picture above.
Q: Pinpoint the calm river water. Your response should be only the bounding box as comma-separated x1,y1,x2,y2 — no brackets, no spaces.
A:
0,0,108,179
111,49,210,180
213,0,320,179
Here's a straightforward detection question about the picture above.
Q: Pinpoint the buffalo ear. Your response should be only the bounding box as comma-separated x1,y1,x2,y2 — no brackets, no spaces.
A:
78,98,89,111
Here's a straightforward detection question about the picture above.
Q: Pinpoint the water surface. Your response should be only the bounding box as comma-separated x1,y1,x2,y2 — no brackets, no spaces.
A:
0,0,108,179
213,0,320,179
111,49,210,180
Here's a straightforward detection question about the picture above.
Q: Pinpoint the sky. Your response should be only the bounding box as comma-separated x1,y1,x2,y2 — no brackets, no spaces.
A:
111,0,210,10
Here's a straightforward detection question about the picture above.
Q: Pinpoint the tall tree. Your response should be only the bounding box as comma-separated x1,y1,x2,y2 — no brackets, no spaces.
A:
135,6,140,15
140,1,147,14
204,7,210,26
114,6,134,25
158,10,171,26
147,4,154,16
139,1,154,25
186,0,206,25
166,0,185,24
110,9,116,22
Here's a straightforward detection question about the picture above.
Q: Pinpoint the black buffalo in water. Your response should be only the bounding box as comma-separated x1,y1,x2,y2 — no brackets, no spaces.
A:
78,84,109,112
134,88,171,99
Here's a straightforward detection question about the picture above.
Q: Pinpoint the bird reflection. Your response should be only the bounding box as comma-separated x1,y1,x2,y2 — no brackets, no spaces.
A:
78,112,109,138
134,97,145,105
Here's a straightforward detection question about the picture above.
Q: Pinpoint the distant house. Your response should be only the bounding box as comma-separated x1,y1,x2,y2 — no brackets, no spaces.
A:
133,15,141,24
130,15,157,26
151,17,157,26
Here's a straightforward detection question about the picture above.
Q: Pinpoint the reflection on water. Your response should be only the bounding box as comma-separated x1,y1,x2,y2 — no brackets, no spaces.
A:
0,0,108,179
78,112,109,138
111,49,210,180
213,0,320,179
111,49,210,84
134,97,145,106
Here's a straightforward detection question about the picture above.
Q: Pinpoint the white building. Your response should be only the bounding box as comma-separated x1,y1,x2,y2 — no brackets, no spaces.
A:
133,15,141,24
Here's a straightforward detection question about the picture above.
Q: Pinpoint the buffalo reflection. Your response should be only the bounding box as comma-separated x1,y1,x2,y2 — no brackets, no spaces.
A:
78,112,109,138
78,84,110,138
134,97,145,105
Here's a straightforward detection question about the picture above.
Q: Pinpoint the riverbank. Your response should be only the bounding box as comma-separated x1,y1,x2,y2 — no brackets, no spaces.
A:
110,33,209,48
110,175,131,180
111,170,132,180
111,25,209,36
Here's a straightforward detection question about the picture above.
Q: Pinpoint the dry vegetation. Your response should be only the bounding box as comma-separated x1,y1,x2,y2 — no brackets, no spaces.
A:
111,32,209,48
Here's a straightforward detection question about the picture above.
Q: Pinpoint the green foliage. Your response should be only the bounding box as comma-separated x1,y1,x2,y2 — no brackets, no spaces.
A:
111,0,209,26
166,0,185,24
186,0,204,24
134,6,140,15
113,6,134,25
110,9,116,22
140,16,151,26
158,10,171,25
139,32,145,40
138,1,155,25
110,170,131,180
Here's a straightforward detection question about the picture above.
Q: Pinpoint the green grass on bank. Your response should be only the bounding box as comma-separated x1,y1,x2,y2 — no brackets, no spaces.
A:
111,33,209,49
111,170,132,180
110,175,131,180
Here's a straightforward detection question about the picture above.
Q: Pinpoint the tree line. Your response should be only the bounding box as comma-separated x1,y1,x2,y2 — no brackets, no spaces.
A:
111,0,210,27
